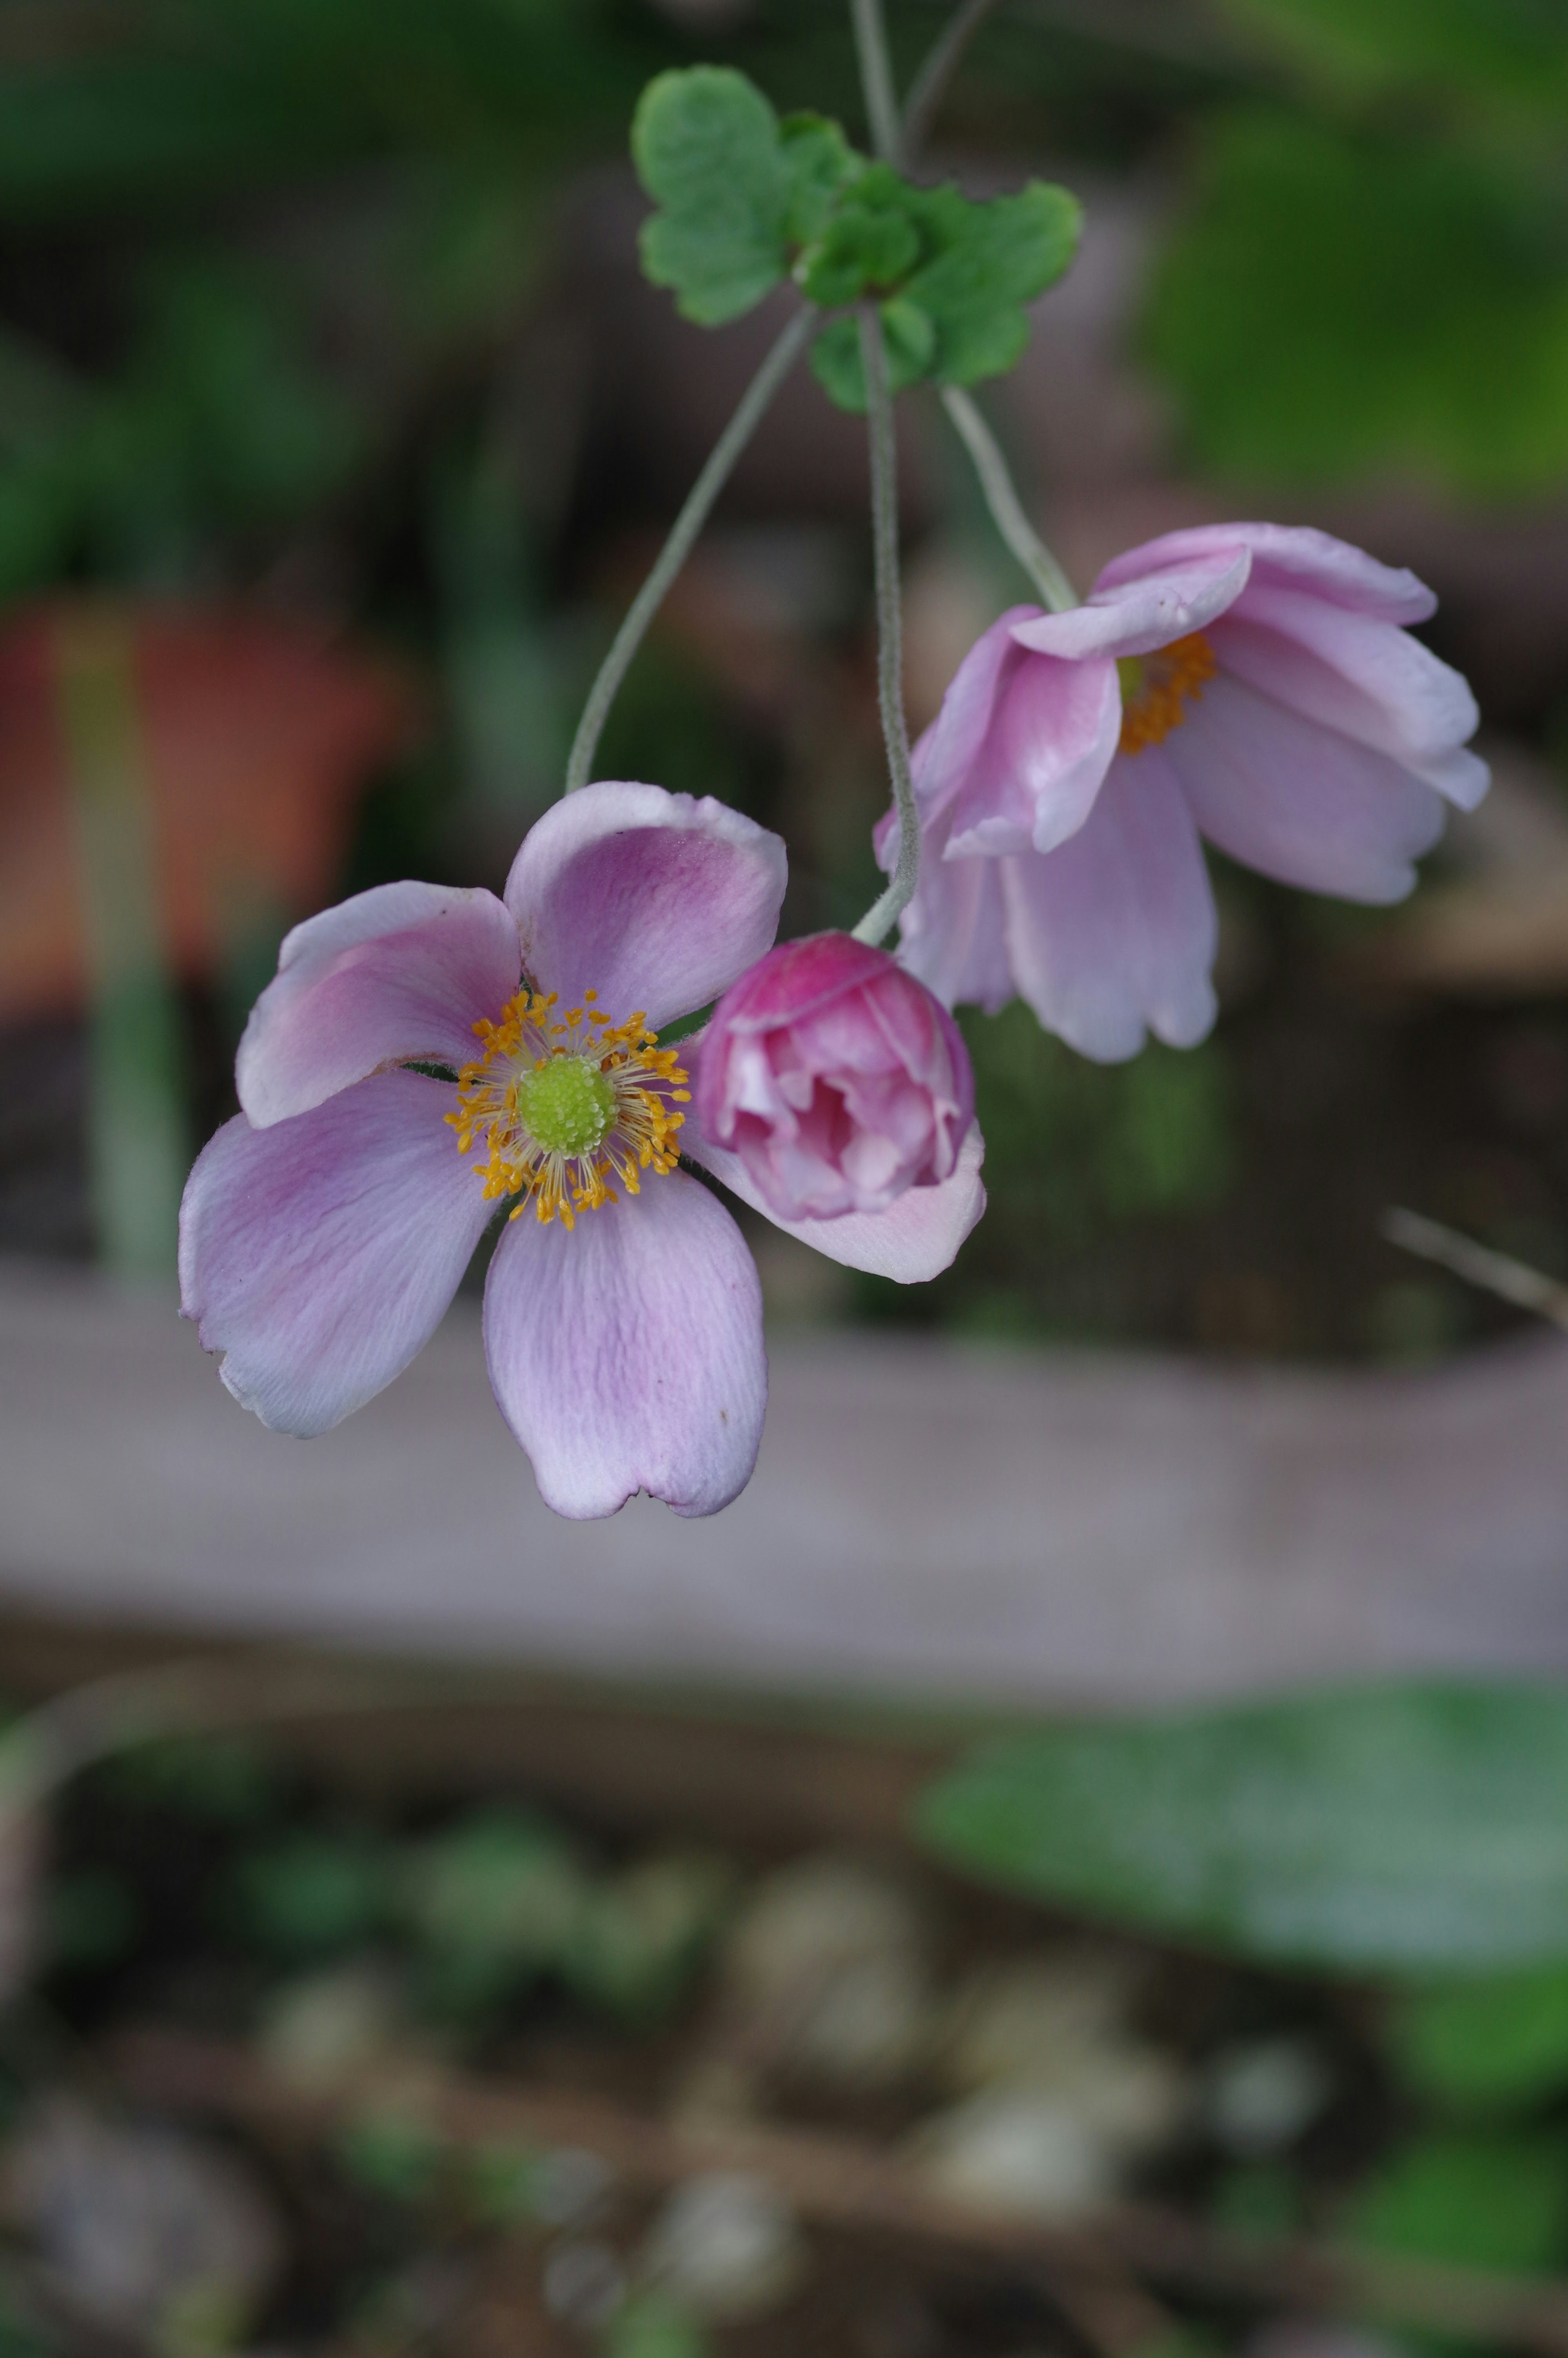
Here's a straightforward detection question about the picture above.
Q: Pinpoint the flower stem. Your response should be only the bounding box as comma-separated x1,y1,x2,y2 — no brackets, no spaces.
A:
851,306,920,950
900,0,1002,167
849,0,902,164
564,307,813,795
939,383,1077,612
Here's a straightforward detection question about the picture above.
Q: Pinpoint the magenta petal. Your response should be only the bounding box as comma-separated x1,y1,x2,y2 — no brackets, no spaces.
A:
179,1070,491,1437
503,780,786,1027
1011,552,1251,664
884,802,1017,1013
1209,583,1482,799
1095,523,1436,623
482,1172,766,1520
1165,674,1447,902
237,881,521,1128
1001,750,1218,1062
685,1120,986,1284
948,649,1121,858
909,606,1040,820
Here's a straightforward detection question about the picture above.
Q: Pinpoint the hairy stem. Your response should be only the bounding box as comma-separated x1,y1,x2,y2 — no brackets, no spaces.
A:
849,0,902,163
851,307,920,949
940,383,1077,611
564,307,812,794
900,0,1002,167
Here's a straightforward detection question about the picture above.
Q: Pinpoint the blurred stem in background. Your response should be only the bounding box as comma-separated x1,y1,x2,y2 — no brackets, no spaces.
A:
851,303,920,949
563,307,813,795
53,607,186,1278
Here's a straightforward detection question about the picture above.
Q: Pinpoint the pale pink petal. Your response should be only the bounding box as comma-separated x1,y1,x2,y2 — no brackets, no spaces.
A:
1165,674,1447,902
1095,522,1435,624
1209,582,1483,800
879,803,1016,1012
909,606,1040,819
1010,551,1251,664
684,1121,987,1284
1000,750,1218,1062
503,780,786,1028
237,881,521,1128
482,1171,766,1520
179,1070,491,1438
947,649,1121,858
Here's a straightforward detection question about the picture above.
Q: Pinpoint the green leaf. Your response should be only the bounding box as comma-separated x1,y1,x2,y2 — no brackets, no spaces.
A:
1391,1964,1568,2110
797,201,920,307
780,112,863,246
808,298,936,411
632,67,791,327
1344,2130,1568,2282
900,178,1082,385
917,1685,1568,1974
1144,113,1568,497
1216,0,1568,120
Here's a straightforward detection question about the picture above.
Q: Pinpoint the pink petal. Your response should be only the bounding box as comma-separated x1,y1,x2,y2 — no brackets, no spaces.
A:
1095,523,1436,624
237,881,520,1128
684,1121,987,1284
947,647,1121,859
909,606,1040,821
179,1069,491,1437
482,1170,766,1520
880,802,1017,1013
1165,673,1448,902
1209,583,1484,803
1000,750,1218,1062
503,780,787,1029
1011,551,1251,664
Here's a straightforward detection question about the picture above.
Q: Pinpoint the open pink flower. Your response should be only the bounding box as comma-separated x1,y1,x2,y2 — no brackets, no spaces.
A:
880,522,1488,1061
180,782,985,1521
693,931,974,1223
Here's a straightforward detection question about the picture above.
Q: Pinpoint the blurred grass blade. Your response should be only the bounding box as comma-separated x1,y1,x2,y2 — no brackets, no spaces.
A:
53,604,186,1277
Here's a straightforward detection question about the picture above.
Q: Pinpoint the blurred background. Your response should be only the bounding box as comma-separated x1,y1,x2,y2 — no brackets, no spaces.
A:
3,4,1568,2355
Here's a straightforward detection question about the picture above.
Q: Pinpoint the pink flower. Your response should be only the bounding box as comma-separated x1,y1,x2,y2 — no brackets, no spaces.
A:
179,783,985,1521
693,931,974,1223
880,522,1488,1062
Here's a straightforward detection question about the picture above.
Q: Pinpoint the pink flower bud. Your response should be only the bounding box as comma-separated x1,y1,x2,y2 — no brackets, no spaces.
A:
694,931,976,1223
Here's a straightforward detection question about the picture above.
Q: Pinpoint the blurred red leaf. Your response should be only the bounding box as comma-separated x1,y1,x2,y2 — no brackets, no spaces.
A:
0,599,419,1024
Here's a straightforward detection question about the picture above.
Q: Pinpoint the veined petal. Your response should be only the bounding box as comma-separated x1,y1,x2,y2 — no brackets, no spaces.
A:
685,1120,987,1283
179,1069,490,1437
947,649,1121,859
503,780,786,1029
237,881,521,1127
1011,551,1251,664
1210,582,1483,796
483,1170,766,1520
878,802,1016,1013
1165,673,1448,902
909,606,1040,819
1094,522,1437,623
1001,750,1218,1063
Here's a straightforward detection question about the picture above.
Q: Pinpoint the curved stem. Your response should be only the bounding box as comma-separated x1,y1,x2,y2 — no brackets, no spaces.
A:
900,0,1002,167
940,384,1077,612
849,0,901,164
564,307,813,794
851,307,920,950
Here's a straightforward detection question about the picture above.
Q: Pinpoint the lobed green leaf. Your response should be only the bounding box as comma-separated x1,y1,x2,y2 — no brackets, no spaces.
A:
632,67,792,327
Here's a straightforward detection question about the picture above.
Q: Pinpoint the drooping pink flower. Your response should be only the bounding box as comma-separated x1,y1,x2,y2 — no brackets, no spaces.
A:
693,931,974,1223
879,522,1488,1062
180,782,986,1521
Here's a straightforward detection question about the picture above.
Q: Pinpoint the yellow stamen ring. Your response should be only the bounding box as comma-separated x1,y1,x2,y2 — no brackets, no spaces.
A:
1117,631,1216,755
444,984,689,1231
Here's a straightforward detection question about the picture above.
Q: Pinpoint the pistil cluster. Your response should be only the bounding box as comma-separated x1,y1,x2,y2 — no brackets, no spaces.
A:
447,987,689,1230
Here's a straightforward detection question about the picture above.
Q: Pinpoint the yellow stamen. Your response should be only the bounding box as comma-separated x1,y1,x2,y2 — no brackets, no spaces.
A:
1117,631,1216,755
444,985,688,1229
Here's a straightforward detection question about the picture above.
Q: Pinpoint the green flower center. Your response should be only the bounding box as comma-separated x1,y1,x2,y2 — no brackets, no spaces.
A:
514,1055,616,1157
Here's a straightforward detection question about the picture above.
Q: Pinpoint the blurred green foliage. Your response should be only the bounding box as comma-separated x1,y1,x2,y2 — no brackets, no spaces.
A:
918,1685,1568,1975
227,1830,392,1960
1390,1964,1568,2113
1150,0,1568,492
1343,2128,1568,2282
